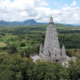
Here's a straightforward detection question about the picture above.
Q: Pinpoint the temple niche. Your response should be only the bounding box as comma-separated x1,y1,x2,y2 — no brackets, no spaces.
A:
39,15,67,63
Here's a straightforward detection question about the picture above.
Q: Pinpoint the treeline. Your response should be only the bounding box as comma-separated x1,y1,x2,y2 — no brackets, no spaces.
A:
0,25,46,35
0,54,80,80
0,25,80,49
58,33,80,48
1,25,80,35
57,29,80,34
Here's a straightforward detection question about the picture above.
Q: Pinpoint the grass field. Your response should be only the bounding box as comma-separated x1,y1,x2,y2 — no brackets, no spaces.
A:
2,34,17,41
0,42,6,47
17,45,33,49
0,52,7,55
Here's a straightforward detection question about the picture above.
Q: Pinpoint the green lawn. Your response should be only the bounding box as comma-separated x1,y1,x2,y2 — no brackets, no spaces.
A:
0,52,7,55
0,42,6,47
17,45,33,49
2,34,17,40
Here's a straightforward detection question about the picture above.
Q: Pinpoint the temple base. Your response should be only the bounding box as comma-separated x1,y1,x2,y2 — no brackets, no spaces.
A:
39,52,64,64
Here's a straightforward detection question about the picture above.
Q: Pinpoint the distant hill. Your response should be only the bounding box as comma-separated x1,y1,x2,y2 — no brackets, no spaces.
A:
62,24,80,26
23,19,37,25
0,19,48,26
0,19,80,29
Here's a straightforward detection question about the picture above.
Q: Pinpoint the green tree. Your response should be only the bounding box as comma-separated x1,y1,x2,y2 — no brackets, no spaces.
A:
20,48,31,58
66,50,72,57
8,44,17,54
19,42,25,47
67,59,78,80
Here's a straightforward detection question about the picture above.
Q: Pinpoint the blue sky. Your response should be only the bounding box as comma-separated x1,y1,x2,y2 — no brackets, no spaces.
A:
10,0,14,2
0,0,80,24
46,0,79,9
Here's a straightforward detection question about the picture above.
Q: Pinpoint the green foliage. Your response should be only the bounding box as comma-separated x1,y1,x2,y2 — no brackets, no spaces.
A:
0,54,80,80
0,36,1,38
0,24,80,51
67,59,79,80
19,42,25,47
0,54,32,80
74,49,77,52
20,48,31,58
8,44,17,54
1,22,80,80
19,46,39,58
0,32,6,36
0,46,8,51
66,50,72,57
31,47,35,54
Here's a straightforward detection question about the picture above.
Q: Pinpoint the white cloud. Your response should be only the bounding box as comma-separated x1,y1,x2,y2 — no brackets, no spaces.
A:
0,0,49,21
71,1,77,6
0,0,80,24
56,5,80,24
53,1,59,5
20,11,28,17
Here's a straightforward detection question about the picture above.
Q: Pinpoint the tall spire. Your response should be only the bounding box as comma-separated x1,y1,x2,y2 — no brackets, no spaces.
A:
51,14,52,18
49,15,54,24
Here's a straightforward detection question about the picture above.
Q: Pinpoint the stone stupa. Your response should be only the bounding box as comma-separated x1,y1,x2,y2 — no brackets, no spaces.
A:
39,15,66,63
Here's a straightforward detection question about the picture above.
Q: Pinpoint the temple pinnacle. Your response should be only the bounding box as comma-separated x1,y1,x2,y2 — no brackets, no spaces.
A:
51,14,52,18
49,14,54,24
39,15,67,63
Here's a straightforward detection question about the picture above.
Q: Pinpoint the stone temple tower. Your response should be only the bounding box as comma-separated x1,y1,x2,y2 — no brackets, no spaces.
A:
39,15,66,63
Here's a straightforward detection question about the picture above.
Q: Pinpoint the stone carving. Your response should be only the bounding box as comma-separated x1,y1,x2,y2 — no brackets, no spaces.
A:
39,15,67,63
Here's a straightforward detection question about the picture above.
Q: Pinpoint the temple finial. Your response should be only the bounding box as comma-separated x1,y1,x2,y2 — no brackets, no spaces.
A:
49,14,54,24
51,14,52,18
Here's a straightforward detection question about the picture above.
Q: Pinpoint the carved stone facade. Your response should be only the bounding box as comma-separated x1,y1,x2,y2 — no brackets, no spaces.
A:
39,15,67,63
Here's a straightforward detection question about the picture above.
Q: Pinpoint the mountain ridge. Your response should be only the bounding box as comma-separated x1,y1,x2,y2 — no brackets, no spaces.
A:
0,19,48,26
0,19,80,26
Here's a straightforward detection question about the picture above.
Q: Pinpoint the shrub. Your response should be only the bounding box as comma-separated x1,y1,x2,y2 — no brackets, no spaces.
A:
74,49,77,52
0,36,1,38
20,48,31,58
8,44,17,54
19,42,25,47
2,46,8,50
66,50,72,57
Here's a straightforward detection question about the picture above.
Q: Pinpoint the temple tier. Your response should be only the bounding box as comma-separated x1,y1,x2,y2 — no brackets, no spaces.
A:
39,15,66,63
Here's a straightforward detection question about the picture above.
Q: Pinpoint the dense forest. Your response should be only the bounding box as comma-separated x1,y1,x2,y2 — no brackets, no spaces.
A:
0,54,80,80
0,24,80,79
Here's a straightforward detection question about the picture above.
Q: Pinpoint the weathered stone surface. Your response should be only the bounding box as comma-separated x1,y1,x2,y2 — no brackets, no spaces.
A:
61,45,66,60
39,44,43,53
39,15,67,63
